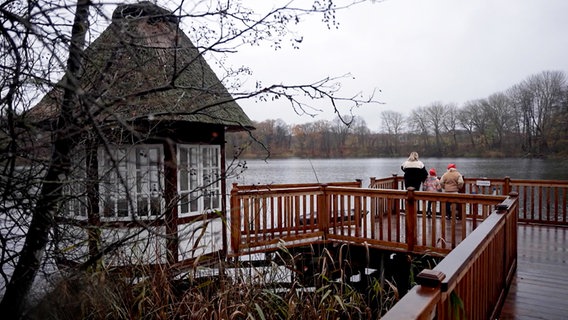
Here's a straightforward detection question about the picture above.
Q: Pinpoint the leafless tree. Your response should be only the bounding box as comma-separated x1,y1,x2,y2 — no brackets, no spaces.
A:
379,110,404,156
408,107,429,152
484,92,514,149
350,115,372,152
441,103,459,153
508,71,566,155
458,101,480,150
331,115,353,156
423,102,447,155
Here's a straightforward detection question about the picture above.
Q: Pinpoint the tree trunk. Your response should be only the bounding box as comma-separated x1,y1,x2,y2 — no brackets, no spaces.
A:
0,1,91,317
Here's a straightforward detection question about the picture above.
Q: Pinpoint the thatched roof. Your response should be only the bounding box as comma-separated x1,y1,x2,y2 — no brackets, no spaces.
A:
27,2,253,131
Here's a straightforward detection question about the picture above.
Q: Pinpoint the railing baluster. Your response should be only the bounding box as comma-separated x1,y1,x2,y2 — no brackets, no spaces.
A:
406,188,416,251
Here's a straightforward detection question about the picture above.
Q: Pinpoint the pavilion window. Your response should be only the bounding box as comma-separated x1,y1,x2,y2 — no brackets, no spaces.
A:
99,145,164,220
178,145,221,216
64,153,87,218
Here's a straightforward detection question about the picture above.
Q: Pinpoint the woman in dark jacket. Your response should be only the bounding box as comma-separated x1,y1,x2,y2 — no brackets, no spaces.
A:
401,151,428,190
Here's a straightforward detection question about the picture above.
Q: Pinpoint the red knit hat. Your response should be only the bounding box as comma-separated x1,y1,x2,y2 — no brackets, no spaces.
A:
429,168,436,176
447,163,456,170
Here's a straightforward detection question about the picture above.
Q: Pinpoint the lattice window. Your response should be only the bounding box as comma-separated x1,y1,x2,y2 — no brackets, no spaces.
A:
178,145,221,216
99,145,164,220
64,153,87,218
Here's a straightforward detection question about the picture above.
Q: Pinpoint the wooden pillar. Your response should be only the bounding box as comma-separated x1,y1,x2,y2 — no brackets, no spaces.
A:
354,193,362,237
503,176,511,195
392,173,399,190
406,187,417,252
219,131,228,259
230,183,241,254
318,184,329,238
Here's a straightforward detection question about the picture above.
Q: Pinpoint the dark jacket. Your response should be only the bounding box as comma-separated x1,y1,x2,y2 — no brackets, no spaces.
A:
401,161,428,190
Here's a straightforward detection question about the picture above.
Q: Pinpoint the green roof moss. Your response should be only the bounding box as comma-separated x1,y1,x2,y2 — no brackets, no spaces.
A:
29,2,253,131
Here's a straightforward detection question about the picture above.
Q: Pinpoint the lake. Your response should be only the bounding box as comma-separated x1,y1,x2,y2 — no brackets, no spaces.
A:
228,157,568,186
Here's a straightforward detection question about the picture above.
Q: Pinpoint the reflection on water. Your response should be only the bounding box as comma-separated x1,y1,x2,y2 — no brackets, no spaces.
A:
228,158,568,185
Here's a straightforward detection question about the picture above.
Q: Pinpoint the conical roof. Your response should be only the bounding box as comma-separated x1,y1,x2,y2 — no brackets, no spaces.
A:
28,2,253,131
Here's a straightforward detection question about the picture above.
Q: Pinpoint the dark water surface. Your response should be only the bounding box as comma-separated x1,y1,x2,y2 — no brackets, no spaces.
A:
229,158,568,186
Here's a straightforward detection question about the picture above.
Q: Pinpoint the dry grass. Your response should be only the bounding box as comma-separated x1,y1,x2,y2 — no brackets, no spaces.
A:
26,248,408,320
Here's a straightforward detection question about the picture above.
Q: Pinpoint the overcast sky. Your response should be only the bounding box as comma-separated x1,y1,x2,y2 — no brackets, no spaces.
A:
228,0,568,131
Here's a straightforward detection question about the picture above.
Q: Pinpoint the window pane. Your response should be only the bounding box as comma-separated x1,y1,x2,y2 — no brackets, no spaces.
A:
179,147,188,166
149,148,158,164
180,170,188,191
117,198,128,217
189,147,198,167
202,147,210,167
103,197,113,217
211,148,219,167
190,169,198,190
137,148,148,168
190,192,198,212
136,171,144,193
137,196,148,216
212,190,220,209
180,194,189,214
150,197,160,216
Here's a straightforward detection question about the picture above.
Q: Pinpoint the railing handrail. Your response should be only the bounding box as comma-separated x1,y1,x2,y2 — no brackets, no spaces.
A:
389,175,568,185
381,193,518,319
229,183,507,255
231,180,362,192
374,175,568,225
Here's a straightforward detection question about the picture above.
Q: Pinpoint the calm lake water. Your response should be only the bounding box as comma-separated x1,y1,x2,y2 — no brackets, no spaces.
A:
229,158,568,186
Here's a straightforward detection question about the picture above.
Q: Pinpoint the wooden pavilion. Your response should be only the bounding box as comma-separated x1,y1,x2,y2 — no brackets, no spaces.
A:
26,2,253,270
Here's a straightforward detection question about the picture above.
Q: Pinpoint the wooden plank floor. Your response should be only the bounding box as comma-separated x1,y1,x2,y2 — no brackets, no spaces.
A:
498,224,568,319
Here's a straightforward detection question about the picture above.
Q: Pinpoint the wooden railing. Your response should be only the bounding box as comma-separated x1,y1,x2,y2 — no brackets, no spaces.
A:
381,193,518,320
228,176,564,318
230,182,506,255
372,175,568,226
229,181,362,254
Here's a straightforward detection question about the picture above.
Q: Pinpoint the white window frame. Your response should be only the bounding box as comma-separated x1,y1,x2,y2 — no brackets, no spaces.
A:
98,145,165,221
177,145,221,217
65,153,87,218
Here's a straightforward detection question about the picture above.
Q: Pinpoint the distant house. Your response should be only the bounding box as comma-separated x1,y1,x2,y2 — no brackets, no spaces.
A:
27,2,253,270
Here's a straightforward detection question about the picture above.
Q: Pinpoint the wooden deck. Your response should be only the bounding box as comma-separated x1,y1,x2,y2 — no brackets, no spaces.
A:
231,178,568,319
498,224,568,319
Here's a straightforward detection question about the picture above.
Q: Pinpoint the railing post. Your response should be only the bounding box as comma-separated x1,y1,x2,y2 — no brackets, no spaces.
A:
406,187,417,252
416,269,446,288
392,173,399,190
499,191,519,306
230,183,241,254
355,193,362,236
318,184,329,238
504,176,511,195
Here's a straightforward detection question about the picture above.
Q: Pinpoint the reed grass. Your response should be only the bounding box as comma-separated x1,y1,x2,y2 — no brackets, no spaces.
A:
26,247,412,319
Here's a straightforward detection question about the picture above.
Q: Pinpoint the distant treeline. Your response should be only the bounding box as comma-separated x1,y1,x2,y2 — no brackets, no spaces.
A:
227,70,568,159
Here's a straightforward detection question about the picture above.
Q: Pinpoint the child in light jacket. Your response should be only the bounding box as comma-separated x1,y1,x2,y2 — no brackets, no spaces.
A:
423,168,441,217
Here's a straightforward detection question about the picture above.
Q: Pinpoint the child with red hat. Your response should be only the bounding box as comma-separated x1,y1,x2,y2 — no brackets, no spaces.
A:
423,168,442,217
